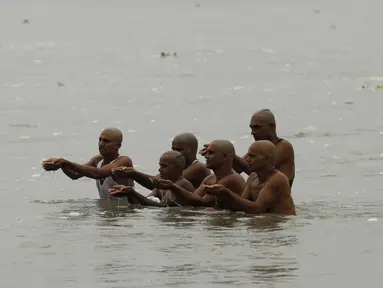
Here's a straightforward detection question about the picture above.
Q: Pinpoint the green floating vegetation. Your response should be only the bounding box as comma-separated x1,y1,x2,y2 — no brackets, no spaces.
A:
57,81,65,87
160,52,177,58
361,83,383,90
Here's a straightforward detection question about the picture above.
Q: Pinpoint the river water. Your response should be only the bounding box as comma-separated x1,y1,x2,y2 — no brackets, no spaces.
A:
1,0,383,287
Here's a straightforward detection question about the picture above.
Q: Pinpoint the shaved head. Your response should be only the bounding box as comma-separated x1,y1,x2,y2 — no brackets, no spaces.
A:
209,139,235,155
251,109,276,125
248,140,277,167
172,133,198,151
160,150,186,169
101,127,123,144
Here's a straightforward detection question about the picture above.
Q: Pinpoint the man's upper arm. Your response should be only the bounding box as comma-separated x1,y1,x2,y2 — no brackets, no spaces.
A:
84,155,101,167
180,180,196,193
253,177,282,211
278,141,294,166
98,156,133,172
220,175,245,196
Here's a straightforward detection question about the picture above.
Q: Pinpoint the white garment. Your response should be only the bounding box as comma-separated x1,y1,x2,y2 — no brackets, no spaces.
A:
147,196,161,203
95,158,131,199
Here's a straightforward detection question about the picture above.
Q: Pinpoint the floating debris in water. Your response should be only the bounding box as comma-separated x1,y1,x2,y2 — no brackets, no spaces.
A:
57,81,65,87
10,124,38,128
53,132,63,136
314,9,320,14
368,218,378,222
304,126,317,132
294,132,307,138
376,85,383,90
160,52,177,58
344,101,354,104
22,19,29,24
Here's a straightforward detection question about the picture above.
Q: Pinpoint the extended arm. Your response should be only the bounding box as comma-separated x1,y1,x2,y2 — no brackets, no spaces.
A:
63,157,132,179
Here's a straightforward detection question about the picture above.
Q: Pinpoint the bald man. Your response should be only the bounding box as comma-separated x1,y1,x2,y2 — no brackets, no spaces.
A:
201,109,295,187
151,140,246,209
109,151,195,206
42,127,134,199
236,109,295,186
171,133,211,188
204,140,296,215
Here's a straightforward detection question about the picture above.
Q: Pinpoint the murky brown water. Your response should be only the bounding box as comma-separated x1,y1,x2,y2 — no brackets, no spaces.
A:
1,0,383,287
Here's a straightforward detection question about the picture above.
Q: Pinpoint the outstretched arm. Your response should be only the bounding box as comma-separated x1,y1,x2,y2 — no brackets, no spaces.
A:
60,156,133,179
110,186,163,207
212,184,280,214
61,156,100,180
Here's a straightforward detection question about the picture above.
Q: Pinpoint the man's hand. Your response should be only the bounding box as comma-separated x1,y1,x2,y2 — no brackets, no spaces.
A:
199,144,209,156
42,158,60,171
150,178,174,190
108,185,135,197
112,166,136,178
202,184,228,196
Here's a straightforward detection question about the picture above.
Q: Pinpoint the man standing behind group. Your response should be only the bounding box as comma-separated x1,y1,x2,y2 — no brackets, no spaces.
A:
42,127,134,199
171,133,211,188
201,109,295,187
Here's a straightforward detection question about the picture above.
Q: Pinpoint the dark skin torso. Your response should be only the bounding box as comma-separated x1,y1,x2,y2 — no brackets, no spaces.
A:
241,171,296,215
182,161,211,189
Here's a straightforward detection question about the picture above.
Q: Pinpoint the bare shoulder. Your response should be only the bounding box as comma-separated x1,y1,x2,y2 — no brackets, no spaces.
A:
202,173,215,184
117,155,133,167
279,139,294,154
272,171,290,188
219,171,245,186
87,155,103,166
177,178,195,192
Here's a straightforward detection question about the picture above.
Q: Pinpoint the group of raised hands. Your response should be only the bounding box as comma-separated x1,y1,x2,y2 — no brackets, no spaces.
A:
41,142,229,200
108,166,229,199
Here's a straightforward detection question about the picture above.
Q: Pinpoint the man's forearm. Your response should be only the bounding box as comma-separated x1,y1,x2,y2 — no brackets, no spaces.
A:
65,162,110,179
223,189,263,214
233,155,250,175
170,185,210,207
131,190,163,207
129,171,156,190
61,167,83,180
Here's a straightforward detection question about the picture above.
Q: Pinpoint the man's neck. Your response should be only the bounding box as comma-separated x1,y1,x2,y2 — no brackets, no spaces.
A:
166,174,183,183
103,153,119,164
268,133,281,145
255,168,275,182
184,154,197,168
213,164,233,181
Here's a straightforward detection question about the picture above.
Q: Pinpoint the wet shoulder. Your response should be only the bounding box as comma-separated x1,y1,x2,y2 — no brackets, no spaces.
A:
176,177,195,192
277,139,294,154
272,170,290,189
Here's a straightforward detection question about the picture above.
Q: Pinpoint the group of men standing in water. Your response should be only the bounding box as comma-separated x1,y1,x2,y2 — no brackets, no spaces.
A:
42,109,296,216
